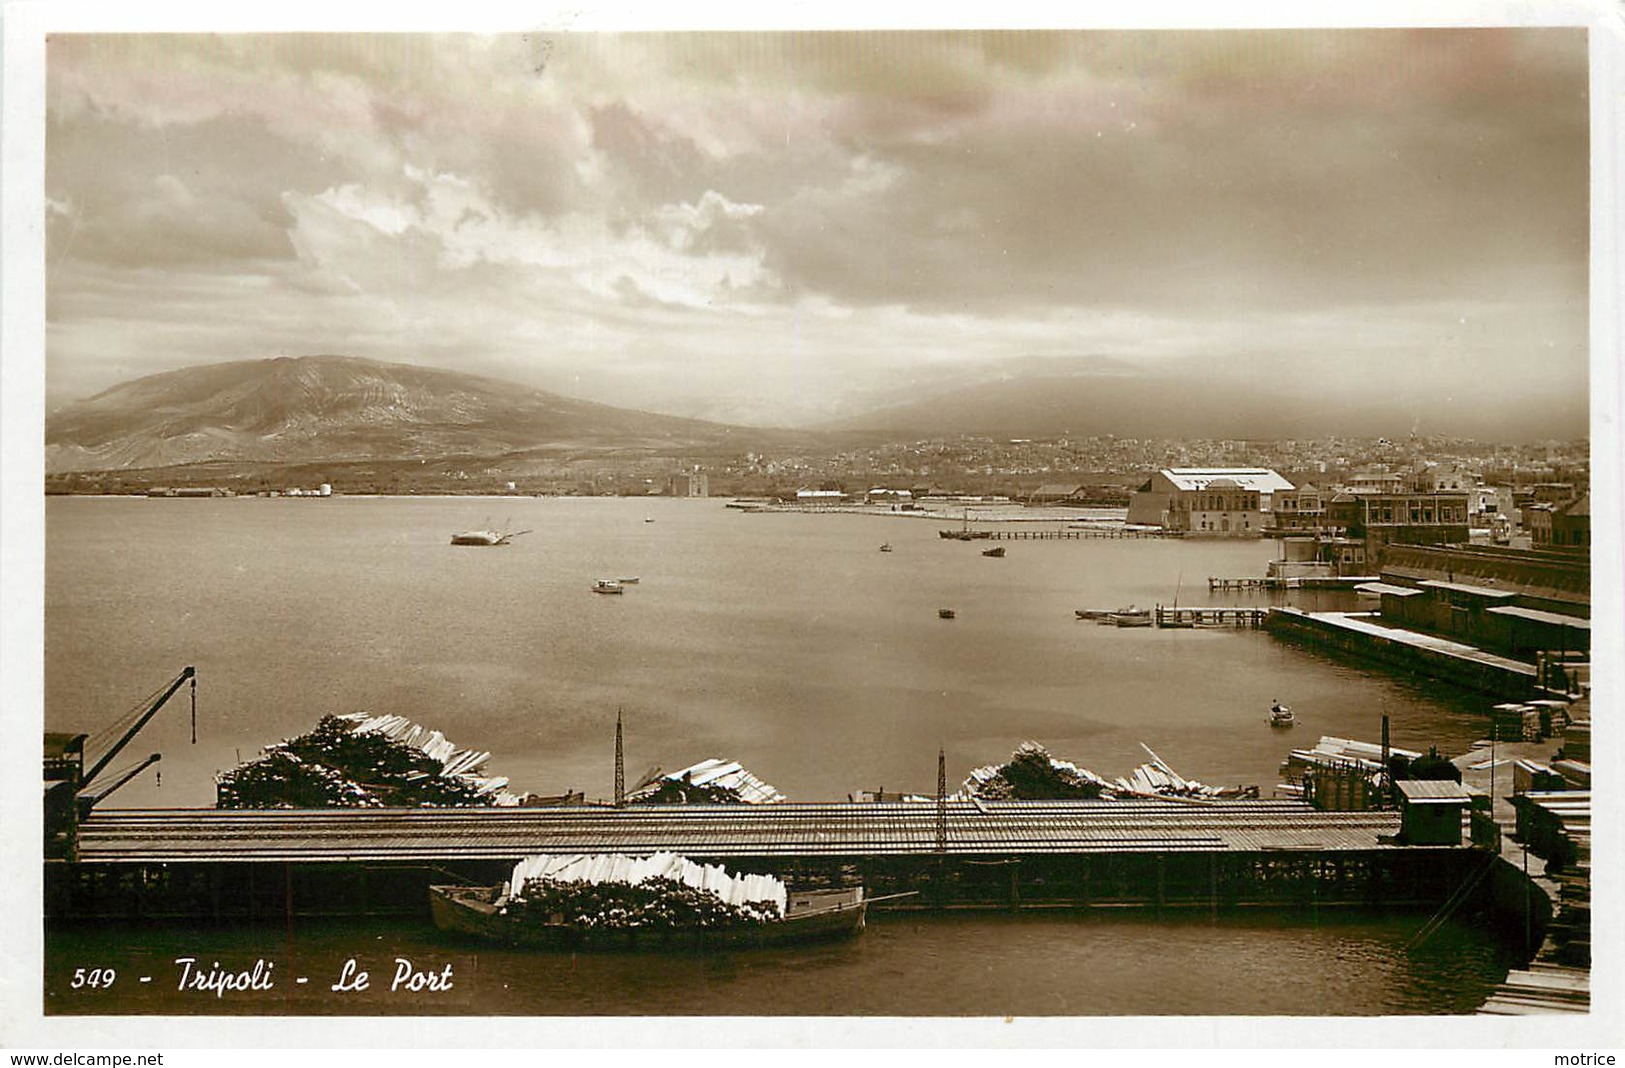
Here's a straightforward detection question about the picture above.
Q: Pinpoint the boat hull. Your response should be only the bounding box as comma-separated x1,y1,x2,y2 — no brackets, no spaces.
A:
429,885,867,951
451,533,508,546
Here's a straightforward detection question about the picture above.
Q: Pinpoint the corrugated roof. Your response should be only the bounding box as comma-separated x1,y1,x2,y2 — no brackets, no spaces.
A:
75,801,1423,862
1397,780,1472,803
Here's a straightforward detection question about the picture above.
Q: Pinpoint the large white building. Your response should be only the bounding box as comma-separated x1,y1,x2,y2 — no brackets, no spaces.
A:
1126,468,1295,536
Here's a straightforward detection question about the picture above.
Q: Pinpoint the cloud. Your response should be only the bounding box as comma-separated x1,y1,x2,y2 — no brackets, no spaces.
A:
43,29,1589,429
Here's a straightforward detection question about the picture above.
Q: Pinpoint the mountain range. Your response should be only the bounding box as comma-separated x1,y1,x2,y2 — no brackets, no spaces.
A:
44,352,1587,474
45,355,805,474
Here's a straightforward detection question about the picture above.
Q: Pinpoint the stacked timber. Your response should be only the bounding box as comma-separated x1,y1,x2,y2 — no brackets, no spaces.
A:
1490,703,1542,742
337,711,517,803
1478,964,1590,1015
1279,736,1420,783
626,758,786,804
963,741,1255,802
216,713,518,809
1562,719,1590,762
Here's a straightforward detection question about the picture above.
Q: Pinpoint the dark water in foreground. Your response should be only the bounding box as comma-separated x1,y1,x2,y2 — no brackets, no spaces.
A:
46,909,1514,1016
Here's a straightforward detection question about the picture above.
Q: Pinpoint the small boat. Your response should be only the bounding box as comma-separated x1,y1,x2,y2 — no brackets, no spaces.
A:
618,577,640,584
879,543,893,553
981,546,1005,558
1270,703,1295,728
1075,609,1112,620
1106,606,1153,627
644,517,655,523
429,853,878,951
450,528,530,546
593,579,624,594
939,608,956,619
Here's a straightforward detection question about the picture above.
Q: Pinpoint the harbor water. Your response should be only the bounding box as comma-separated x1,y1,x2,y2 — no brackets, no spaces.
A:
42,495,1510,1015
44,908,1515,1016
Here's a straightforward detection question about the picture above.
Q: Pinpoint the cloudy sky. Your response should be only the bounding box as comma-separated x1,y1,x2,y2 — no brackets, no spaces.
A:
44,28,1589,426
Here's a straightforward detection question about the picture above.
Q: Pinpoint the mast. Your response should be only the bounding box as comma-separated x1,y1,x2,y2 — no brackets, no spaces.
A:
614,707,625,807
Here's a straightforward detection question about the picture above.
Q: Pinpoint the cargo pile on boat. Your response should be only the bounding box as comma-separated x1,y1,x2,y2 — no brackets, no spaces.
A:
503,852,785,930
215,713,515,809
627,758,786,805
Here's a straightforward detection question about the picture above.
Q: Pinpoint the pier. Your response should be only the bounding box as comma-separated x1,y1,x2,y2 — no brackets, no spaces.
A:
1154,606,1269,628
1207,575,1379,591
1265,607,1543,699
981,527,1176,540
48,800,1484,921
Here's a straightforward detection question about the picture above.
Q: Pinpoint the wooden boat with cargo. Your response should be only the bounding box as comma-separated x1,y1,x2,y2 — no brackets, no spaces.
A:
429,852,879,951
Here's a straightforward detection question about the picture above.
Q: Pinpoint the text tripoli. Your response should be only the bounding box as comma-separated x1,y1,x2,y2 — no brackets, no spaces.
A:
171,957,455,996
174,958,276,997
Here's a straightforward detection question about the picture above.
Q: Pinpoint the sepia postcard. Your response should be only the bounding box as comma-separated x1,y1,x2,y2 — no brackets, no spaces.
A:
2,0,1620,1055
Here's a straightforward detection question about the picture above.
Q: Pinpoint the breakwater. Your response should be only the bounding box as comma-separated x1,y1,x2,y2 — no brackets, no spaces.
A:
1264,607,1539,699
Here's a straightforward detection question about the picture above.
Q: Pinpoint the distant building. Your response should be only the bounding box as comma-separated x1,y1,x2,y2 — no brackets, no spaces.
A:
1529,483,1577,505
1344,467,1407,495
1030,483,1083,504
1125,468,1293,535
794,488,847,505
668,472,710,497
1327,491,1470,568
1532,493,1589,550
1416,464,1480,494
1269,483,1327,533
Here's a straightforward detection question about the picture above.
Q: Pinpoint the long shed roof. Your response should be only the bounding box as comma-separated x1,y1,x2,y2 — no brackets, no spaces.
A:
73,801,1431,863
1160,468,1294,493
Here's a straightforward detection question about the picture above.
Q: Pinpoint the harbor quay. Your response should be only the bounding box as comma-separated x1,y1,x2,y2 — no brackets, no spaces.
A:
47,801,1544,952
1264,608,1547,700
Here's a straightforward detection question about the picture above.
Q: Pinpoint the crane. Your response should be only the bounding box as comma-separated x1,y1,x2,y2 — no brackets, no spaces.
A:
79,665,195,795
45,666,195,860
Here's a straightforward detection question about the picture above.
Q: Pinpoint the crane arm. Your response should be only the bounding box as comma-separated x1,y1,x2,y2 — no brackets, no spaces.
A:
78,753,161,814
82,666,194,788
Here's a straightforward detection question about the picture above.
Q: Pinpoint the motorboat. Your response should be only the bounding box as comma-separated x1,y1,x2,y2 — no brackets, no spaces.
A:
593,579,625,594
1270,703,1295,728
1106,606,1153,627
450,528,530,546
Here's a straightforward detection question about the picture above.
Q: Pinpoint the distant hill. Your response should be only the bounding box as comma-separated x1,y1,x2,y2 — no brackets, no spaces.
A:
824,357,1588,442
45,355,802,474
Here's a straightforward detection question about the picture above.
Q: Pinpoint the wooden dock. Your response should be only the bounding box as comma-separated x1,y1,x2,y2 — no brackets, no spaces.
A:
1208,575,1379,591
964,528,1177,541
1155,606,1270,628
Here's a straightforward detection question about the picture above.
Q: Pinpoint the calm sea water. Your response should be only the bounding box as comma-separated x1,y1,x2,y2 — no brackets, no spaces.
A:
42,495,1510,1016
45,495,1489,807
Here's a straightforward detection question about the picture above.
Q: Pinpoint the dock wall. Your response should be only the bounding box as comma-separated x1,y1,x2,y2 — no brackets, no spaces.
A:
1264,608,1537,699
46,848,1481,923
